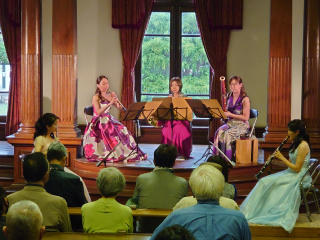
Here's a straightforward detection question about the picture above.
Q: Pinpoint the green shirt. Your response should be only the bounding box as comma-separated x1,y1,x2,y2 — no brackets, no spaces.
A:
81,198,133,233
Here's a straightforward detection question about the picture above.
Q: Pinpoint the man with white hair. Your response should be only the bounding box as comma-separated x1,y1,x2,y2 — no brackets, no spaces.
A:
3,200,45,240
151,165,251,240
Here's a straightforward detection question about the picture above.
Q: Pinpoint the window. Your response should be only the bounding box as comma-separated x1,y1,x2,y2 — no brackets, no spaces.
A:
0,30,10,116
135,1,210,103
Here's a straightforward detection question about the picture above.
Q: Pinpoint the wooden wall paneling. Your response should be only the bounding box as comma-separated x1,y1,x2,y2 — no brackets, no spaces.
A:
16,0,42,138
302,0,320,158
260,0,292,160
52,0,81,139
7,0,42,183
52,0,82,165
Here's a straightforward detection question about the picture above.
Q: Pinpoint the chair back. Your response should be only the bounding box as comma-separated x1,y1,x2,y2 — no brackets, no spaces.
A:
249,109,258,138
300,158,320,220
300,158,319,188
84,106,94,125
309,159,320,185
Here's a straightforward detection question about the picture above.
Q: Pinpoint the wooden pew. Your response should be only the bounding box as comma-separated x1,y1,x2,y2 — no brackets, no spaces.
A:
68,207,172,217
43,232,152,239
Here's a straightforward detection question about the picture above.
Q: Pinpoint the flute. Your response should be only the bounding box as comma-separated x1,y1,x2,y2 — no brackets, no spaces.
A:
107,90,127,111
254,136,289,180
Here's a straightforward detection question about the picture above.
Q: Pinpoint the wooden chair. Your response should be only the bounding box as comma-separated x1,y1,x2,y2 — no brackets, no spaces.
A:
300,158,320,221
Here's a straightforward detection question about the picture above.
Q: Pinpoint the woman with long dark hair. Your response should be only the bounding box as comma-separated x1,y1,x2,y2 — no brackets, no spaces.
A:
33,113,91,202
212,75,250,161
33,113,60,154
83,75,147,162
240,119,312,232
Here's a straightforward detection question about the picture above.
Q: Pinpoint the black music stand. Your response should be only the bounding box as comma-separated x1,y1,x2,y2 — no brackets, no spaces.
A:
186,99,227,164
120,101,162,163
96,142,121,167
152,97,193,145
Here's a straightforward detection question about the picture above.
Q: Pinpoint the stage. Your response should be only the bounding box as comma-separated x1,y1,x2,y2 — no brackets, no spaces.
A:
72,143,265,204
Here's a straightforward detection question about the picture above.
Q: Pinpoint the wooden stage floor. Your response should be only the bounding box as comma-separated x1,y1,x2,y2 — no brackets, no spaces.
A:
250,213,320,239
75,143,265,169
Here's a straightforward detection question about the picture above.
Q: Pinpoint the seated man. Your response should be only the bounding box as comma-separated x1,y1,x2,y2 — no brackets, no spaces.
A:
44,141,87,207
3,200,45,240
128,144,189,233
7,152,72,232
174,161,239,211
81,167,133,233
151,165,251,240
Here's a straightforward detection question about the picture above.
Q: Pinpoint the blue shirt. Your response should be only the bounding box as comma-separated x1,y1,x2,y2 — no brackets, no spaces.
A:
151,200,251,240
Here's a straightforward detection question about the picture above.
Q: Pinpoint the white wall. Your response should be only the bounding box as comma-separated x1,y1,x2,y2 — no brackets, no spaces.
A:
291,0,304,119
77,0,122,122
228,0,270,127
42,0,53,113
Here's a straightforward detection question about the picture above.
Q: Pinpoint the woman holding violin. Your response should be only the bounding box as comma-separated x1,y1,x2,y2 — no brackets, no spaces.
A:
212,75,250,161
240,119,312,232
83,75,147,162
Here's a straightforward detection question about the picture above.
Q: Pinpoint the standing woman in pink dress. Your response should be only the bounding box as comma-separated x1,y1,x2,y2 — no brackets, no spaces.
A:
157,77,192,159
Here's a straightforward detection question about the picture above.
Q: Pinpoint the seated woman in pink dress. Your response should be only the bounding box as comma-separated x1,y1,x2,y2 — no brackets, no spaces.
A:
157,77,192,159
83,75,147,162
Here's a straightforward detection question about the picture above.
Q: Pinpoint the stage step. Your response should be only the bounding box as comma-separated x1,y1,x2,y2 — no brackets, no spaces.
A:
0,142,14,188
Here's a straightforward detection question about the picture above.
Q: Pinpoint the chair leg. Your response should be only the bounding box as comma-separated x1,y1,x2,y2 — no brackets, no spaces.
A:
302,190,312,222
313,191,320,214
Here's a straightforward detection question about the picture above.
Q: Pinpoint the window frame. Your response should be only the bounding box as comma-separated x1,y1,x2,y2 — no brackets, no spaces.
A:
135,0,210,102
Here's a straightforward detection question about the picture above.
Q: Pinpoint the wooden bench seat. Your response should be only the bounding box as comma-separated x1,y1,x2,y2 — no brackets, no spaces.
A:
68,207,172,217
43,232,152,240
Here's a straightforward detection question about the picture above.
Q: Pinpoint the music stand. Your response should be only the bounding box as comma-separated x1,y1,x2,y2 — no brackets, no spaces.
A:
96,142,121,167
186,99,227,164
152,97,193,144
120,101,162,162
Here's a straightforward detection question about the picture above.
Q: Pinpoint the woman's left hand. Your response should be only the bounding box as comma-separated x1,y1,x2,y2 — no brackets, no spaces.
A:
273,150,284,161
224,111,232,117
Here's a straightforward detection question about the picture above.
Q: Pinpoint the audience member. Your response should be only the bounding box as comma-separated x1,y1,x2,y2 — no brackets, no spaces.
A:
45,141,87,230
206,155,237,200
7,152,72,232
81,167,133,233
45,141,87,207
3,200,45,240
127,144,188,233
0,186,8,240
174,160,238,210
151,165,251,240
154,225,195,240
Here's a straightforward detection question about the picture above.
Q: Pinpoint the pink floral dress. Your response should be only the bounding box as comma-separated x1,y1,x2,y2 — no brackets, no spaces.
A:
83,101,146,162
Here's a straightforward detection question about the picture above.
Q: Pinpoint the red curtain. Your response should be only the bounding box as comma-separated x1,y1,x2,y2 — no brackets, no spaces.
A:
115,0,153,133
0,0,21,136
112,0,146,29
194,0,232,138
